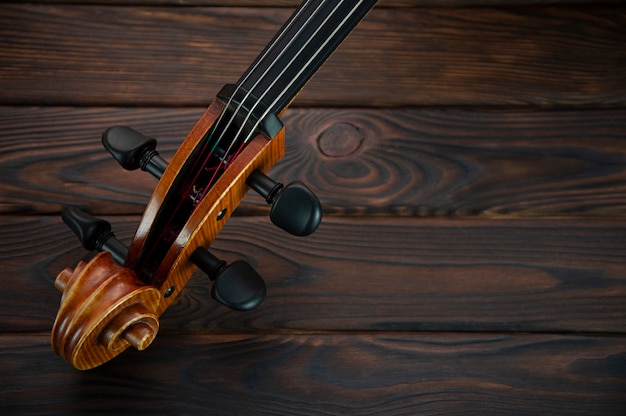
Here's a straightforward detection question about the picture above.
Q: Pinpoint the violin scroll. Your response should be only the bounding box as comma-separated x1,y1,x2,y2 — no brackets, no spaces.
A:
50,0,378,369
52,85,318,370
52,252,160,370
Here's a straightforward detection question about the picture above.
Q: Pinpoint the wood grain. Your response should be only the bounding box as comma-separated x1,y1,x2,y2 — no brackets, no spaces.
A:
51,252,161,370
2,106,625,216
1,4,625,106
2,215,625,333
2,0,625,412
2,332,625,415
31,0,626,6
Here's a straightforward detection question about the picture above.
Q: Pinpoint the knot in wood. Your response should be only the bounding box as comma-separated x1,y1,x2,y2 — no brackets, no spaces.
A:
317,122,364,157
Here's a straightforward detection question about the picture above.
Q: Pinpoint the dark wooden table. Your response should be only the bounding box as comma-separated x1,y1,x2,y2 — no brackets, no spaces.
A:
1,1,625,414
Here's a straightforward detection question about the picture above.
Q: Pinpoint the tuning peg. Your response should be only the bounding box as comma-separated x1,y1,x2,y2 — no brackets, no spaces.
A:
190,247,266,311
102,126,168,179
246,170,322,236
62,206,128,265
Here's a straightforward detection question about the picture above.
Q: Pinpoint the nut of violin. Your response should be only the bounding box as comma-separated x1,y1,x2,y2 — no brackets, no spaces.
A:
51,252,161,370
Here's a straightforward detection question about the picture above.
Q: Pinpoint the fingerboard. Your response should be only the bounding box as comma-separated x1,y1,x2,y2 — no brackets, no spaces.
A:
227,0,378,132
132,0,377,282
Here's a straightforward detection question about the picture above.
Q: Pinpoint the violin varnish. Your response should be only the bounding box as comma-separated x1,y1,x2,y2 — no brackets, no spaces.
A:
51,252,161,370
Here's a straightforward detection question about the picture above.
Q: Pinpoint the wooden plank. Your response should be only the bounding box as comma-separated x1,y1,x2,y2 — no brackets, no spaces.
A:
30,0,626,6
1,332,625,415
2,215,625,333
2,106,625,216
1,5,625,106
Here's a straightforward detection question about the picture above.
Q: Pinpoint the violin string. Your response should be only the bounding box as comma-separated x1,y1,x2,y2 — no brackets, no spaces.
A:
195,0,367,204
221,0,356,159
152,5,316,252
200,0,314,165
143,1,369,273
237,0,366,150
186,0,315,200
210,0,325,157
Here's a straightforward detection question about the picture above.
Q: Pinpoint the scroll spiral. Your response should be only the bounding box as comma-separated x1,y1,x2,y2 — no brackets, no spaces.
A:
51,252,161,370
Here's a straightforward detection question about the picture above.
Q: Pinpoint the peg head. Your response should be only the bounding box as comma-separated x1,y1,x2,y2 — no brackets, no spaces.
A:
102,126,167,178
103,126,157,170
247,170,322,236
62,206,112,252
190,248,266,311
211,260,266,311
62,207,127,264
270,181,322,236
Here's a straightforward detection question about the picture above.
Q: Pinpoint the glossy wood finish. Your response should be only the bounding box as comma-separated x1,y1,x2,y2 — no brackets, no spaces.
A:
48,94,286,368
124,100,229,270
51,252,161,370
150,131,285,314
1,0,625,414
124,98,284,301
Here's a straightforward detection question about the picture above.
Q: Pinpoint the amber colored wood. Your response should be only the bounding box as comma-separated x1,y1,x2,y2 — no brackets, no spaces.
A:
1,5,625,106
47,99,285,368
2,332,625,415
122,96,285,312
124,101,228,269
51,252,161,370
150,131,285,314
1,106,624,216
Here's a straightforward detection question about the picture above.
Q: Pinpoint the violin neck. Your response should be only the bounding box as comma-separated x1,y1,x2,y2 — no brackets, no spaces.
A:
220,0,377,123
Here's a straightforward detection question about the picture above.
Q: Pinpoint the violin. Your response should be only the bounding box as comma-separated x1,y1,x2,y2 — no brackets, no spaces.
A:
51,0,378,370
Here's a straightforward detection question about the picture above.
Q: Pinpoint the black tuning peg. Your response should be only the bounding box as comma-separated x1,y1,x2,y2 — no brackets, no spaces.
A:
102,126,169,179
61,207,128,265
246,170,322,236
190,247,266,311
